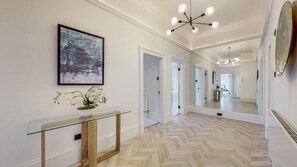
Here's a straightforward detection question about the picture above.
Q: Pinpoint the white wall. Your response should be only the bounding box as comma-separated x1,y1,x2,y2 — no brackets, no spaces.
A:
262,0,297,131
240,61,257,102
143,54,160,121
0,0,191,166
259,0,297,165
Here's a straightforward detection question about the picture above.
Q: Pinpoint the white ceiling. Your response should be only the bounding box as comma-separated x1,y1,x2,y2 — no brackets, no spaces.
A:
196,38,261,66
95,0,268,60
143,0,267,37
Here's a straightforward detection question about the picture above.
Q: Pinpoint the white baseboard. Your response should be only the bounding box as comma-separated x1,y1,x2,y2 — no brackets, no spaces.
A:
188,106,264,125
17,125,139,167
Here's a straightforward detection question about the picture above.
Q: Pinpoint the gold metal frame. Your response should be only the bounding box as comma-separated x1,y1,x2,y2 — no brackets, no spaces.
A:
40,114,122,167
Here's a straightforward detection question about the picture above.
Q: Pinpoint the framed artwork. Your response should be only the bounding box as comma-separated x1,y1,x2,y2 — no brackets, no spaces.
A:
58,24,104,85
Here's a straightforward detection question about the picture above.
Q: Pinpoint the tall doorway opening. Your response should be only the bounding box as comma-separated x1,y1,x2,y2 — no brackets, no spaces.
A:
172,61,184,117
195,65,208,107
143,54,161,128
233,73,241,98
220,74,232,97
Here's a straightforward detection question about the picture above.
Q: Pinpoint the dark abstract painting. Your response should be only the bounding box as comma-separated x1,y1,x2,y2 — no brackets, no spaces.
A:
58,24,104,85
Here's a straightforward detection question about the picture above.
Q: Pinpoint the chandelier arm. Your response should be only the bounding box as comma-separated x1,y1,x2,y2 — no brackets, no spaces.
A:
184,13,191,23
172,22,190,31
191,14,206,22
179,21,190,23
192,22,212,26
183,13,195,29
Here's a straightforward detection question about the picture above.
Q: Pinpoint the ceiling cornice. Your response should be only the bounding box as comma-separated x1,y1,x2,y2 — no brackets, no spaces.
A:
87,0,190,51
192,51,220,67
192,35,262,51
137,0,191,39
190,18,264,40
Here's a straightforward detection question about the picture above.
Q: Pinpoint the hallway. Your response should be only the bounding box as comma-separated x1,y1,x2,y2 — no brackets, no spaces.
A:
95,113,270,167
202,97,258,115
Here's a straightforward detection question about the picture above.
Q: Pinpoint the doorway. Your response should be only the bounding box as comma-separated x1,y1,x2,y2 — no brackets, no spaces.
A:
172,61,183,117
195,65,204,107
220,74,232,97
233,73,241,98
195,65,208,107
139,47,165,134
143,54,161,128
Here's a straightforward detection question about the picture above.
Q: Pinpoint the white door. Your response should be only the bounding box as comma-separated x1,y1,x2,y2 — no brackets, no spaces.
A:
234,73,241,98
195,67,202,107
172,62,179,116
221,74,231,97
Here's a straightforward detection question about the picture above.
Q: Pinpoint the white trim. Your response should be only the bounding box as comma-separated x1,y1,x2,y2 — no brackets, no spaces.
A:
17,125,139,167
191,106,264,125
192,35,263,51
192,51,219,67
139,46,166,134
137,0,191,39
192,18,264,40
87,0,190,51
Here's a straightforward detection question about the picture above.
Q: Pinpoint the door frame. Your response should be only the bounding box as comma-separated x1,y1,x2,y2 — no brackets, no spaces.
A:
195,65,202,106
139,46,166,134
204,70,210,103
171,58,184,116
195,64,210,107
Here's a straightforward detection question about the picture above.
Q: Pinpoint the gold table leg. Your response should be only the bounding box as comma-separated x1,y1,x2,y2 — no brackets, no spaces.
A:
88,120,97,167
80,114,122,166
116,114,121,151
41,131,45,167
81,123,88,167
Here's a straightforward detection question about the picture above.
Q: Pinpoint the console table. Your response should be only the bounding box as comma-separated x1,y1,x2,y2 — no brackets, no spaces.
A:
27,107,131,167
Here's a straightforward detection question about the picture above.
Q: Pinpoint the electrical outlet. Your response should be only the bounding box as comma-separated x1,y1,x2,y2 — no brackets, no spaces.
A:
217,113,223,117
74,133,81,141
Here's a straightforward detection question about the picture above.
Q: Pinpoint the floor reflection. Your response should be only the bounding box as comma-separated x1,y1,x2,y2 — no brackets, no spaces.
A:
202,96,258,115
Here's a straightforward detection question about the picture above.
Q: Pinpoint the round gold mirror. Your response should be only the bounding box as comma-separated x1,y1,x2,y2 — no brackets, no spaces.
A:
275,1,293,77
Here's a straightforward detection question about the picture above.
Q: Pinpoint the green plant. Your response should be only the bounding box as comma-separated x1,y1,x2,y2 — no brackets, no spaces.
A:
54,86,107,110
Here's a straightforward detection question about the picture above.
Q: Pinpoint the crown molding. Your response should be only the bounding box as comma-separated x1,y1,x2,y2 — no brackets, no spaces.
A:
192,35,262,51
87,0,190,51
192,51,219,67
137,0,191,39
191,18,264,40
260,0,274,47
240,59,257,63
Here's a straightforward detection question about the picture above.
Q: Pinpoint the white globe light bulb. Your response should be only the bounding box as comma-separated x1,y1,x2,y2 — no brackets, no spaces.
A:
205,7,215,16
217,61,220,65
178,3,187,14
166,29,172,36
212,21,219,29
171,17,178,25
192,27,199,34
235,58,240,62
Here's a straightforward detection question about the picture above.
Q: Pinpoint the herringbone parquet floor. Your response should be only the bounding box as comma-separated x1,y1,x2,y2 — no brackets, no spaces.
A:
97,113,271,167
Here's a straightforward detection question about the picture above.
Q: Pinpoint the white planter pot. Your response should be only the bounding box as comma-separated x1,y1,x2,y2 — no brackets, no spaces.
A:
77,108,95,117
